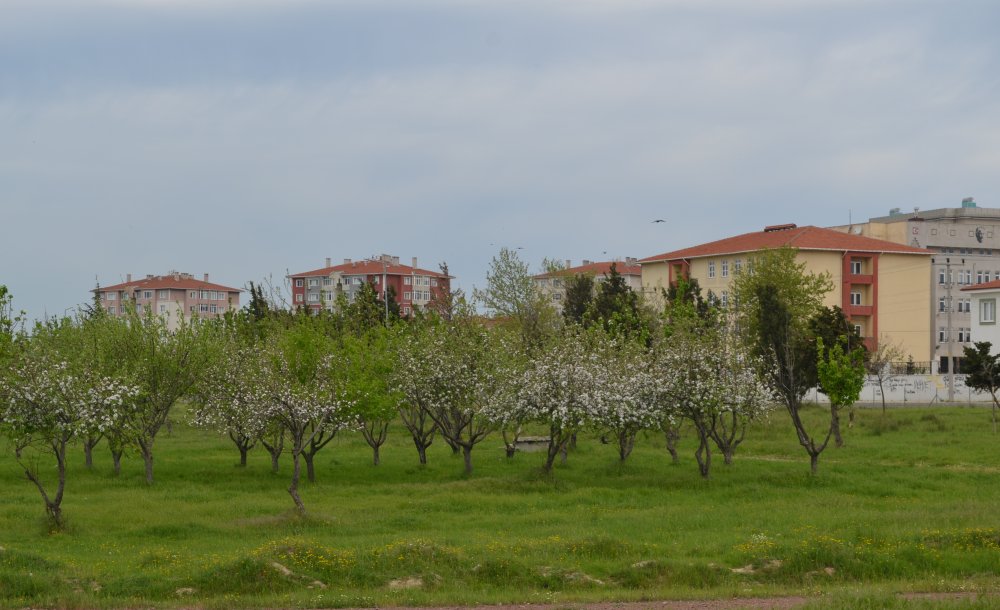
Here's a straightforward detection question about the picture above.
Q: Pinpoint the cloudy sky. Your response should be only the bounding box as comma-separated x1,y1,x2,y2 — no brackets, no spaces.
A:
2,0,999,321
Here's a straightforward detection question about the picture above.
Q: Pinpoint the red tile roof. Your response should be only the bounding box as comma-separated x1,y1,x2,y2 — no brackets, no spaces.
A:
961,280,1000,292
639,225,931,263
289,261,451,279
534,261,641,279
96,274,242,293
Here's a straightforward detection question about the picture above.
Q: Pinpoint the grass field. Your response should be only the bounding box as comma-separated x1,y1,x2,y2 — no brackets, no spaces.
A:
2,404,1000,609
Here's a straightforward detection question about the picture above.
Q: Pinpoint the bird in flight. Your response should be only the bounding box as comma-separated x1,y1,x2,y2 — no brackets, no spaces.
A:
652,219,666,223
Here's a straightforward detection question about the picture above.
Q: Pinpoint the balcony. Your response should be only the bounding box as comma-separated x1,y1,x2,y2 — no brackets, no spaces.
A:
846,304,873,317
847,273,873,284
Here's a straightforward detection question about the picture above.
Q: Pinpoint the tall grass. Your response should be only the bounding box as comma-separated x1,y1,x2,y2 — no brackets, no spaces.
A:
1,405,1000,608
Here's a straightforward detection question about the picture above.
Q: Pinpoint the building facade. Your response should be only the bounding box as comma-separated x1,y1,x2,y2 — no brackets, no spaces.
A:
94,271,242,330
638,224,932,362
961,281,1000,351
830,198,1000,371
288,255,452,316
532,259,642,309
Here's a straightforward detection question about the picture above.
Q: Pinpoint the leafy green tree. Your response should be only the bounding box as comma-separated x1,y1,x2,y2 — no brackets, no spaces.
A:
962,342,1000,433
474,247,559,350
585,263,649,344
380,284,402,322
105,308,216,484
732,247,835,474
816,337,866,447
340,326,399,465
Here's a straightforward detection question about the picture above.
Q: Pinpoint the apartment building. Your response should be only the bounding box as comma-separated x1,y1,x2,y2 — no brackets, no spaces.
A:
94,271,242,330
532,259,642,308
638,224,932,362
830,198,1000,371
288,255,452,316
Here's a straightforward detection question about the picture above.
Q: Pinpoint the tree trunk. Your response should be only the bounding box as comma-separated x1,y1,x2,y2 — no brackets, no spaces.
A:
303,452,316,483
111,448,123,475
139,440,155,485
372,445,381,466
618,429,636,462
416,443,428,465
831,404,844,448
263,436,283,473
83,437,99,470
446,436,460,455
695,432,711,479
289,451,306,515
21,439,68,528
723,447,734,465
239,446,248,467
810,451,819,475
665,427,680,464
879,378,887,414
461,445,473,475
543,440,561,474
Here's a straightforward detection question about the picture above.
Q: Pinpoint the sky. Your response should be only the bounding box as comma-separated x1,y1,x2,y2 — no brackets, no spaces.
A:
2,0,999,322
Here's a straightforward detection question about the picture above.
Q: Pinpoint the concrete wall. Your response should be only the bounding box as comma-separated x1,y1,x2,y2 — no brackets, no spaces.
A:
808,374,993,405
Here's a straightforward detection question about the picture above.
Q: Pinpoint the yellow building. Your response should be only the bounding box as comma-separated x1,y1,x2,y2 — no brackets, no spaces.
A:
638,223,933,362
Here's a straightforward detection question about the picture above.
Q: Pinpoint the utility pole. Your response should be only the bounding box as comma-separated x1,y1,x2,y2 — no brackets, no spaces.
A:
946,257,954,402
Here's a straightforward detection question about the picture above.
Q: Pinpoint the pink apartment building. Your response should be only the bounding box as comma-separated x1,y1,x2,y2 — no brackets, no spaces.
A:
94,271,242,329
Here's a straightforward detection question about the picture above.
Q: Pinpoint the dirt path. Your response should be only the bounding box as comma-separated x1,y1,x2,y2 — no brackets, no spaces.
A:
333,591,984,610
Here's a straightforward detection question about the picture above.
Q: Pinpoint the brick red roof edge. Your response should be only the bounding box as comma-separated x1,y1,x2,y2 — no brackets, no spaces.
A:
97,275,243,293
639,225,931,263
289,261,452,279
961,280,1000,292
534,261,641,279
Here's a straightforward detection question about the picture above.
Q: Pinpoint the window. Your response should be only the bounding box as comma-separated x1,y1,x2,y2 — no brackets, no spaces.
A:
938,270,946,284
552,292,563,301
404,277,412,285
850,291,862,306
323,278,332,286
135,304,143,315
295,294,303,303
939,327,946,342
854,324,863,337
143,290,153,299
721,260,729,278
107,306,116,314
158,290,169,298
404,291,411,300
431,279,438,287
958,328,968,342
982,299,996,324
308,293,319,302
354,277,363,285
851,260,863,275
200,304,210,313
708,261,716,278
939,297,947,312
210,304,218,314
978,271,987,284
720,291,728,307
106,292,117,301
200,290,209,299
734,259,742,275
403,306,411,315
308,279,318,287
964,270,973,284
295,279,303,287
159,304,167,314
372,276,379,284
190,291,197,298
995,271,1000,282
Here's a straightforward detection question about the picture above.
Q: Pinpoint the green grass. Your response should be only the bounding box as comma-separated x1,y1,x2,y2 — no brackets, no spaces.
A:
2,404,1000,608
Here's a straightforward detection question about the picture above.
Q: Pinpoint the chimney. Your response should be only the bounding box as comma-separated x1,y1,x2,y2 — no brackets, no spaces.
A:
411,256,418,269
583,259,592,266
392,256,400,266
203,273,209,282
325,257,331,268
626,257,637,265
126,273,132,283
565,260,571,269
344,258,352,265
146,274,153,279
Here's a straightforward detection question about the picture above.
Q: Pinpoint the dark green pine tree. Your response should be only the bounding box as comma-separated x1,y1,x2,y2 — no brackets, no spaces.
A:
585,263,647,342
562,273,595,325
348,281,385,331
